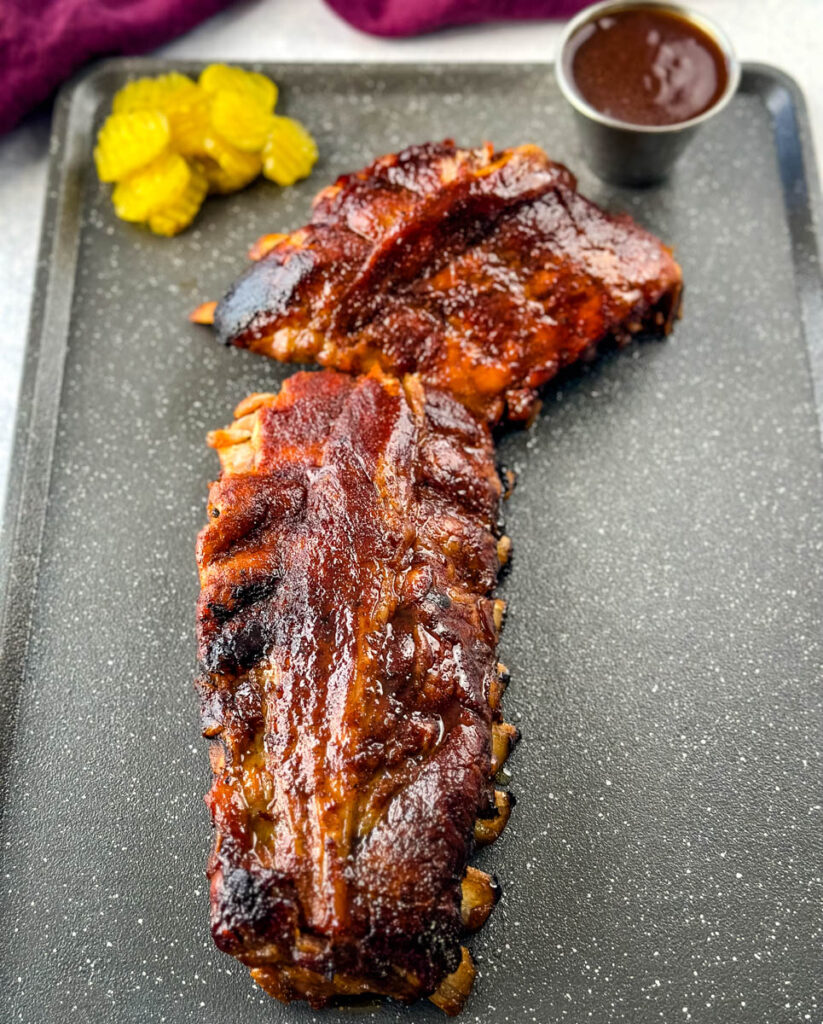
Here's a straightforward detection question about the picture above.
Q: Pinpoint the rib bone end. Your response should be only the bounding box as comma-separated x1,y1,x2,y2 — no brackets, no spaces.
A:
461,866,500,932
491,721,520,775
474,789,512,846
429,947,476,1016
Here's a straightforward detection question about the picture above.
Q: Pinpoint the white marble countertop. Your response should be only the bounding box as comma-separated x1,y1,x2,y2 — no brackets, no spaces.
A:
1,0,821,502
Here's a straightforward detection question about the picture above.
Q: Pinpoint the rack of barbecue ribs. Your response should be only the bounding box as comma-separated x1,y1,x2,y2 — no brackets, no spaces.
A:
208,140,682,423
195,141,684,1013
196,368,518,1013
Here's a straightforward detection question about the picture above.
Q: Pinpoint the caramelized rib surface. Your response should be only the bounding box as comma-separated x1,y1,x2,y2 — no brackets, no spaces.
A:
196,368,511,1009
214,140,682,422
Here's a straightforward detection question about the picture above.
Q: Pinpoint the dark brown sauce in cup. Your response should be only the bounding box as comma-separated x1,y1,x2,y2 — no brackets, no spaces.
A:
566,6,730,126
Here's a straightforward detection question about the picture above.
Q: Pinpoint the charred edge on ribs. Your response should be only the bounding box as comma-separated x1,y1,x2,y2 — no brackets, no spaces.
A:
213,139,683,424
195,368,518,1013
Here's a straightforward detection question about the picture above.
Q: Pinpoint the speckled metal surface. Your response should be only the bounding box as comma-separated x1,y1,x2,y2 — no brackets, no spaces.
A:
0,61,821,1024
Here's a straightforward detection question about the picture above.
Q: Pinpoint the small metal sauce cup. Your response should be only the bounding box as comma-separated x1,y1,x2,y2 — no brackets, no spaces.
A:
555,0,741,186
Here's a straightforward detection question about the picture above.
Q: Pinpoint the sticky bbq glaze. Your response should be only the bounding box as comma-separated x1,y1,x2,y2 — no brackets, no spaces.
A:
213,141,682,424
196,368,517,1013
566,6,730,126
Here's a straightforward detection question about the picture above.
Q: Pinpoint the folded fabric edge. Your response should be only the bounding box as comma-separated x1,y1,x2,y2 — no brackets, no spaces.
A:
323,0,585,39
0,0,237,136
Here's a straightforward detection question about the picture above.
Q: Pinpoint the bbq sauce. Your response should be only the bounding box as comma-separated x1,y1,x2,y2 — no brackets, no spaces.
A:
566,7,729,127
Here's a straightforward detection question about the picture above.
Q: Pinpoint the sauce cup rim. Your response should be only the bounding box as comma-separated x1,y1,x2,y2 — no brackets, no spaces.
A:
555,0,741,135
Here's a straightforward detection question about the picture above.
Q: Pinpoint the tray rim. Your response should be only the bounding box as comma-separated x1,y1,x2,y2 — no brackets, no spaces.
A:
0,58,821,815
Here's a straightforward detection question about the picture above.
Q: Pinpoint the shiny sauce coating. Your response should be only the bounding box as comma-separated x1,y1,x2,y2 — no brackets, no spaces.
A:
567,7,729,126
214,141,683,424
196,368,509,1007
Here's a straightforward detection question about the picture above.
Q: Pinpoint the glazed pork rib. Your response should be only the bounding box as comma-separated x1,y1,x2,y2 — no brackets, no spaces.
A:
212,140,682,422
196,368,517,1013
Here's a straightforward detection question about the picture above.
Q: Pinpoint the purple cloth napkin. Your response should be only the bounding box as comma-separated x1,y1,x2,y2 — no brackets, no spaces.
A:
0,0,236,134
324,0,585,37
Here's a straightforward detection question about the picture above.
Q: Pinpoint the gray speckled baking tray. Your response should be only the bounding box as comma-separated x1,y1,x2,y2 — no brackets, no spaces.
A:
1,60,821,1024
